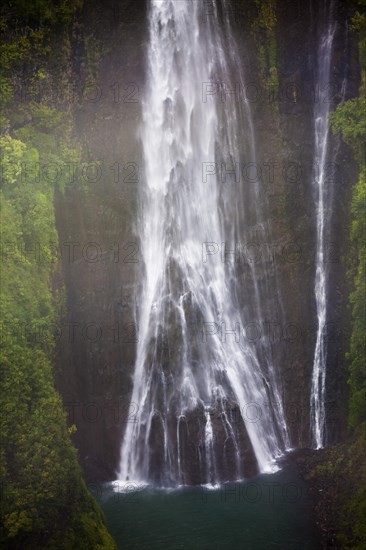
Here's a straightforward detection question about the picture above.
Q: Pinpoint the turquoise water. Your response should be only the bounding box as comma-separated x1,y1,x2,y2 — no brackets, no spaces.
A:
97,465,320,549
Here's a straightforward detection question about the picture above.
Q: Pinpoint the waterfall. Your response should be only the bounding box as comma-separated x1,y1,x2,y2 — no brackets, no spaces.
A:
118,0,289,487
310,5,336,449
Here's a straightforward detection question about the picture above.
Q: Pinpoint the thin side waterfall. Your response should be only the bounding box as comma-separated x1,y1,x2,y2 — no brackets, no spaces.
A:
118,0,289,486
310,6,336,449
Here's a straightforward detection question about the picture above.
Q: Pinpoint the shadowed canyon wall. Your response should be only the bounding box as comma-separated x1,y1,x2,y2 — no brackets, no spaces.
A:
54,0,360,483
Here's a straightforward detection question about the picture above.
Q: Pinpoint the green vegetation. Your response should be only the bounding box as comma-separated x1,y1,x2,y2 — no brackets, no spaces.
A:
336,428,366,550
251,0,278,93
308,3,366,548
330,0,366,429
307,426,366,550
0,1,116,547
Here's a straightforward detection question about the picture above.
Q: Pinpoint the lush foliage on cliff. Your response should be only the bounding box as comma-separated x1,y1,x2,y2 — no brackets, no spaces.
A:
251,0,278,91
306,426,366,550
320,5,366,548
0,1,115,548
330,1,366,430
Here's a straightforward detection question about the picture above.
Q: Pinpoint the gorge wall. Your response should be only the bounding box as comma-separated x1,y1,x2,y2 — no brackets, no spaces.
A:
54,0,361,483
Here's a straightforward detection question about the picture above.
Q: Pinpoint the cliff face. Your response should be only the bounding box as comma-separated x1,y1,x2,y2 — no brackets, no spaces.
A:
55,0,148,481
274,0,360,447
54,0,360,483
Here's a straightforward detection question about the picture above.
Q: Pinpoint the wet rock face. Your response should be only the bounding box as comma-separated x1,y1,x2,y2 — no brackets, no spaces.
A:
144,402,259,487
55,0,148,482
55,0,359,483
274,0,360,449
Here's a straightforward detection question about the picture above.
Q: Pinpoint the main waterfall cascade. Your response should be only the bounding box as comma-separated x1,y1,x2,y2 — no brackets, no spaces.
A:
118,0,290,486
310,2,337,450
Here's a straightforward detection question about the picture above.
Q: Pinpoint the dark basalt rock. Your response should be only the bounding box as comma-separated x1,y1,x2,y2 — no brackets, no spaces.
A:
54,0,360,484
